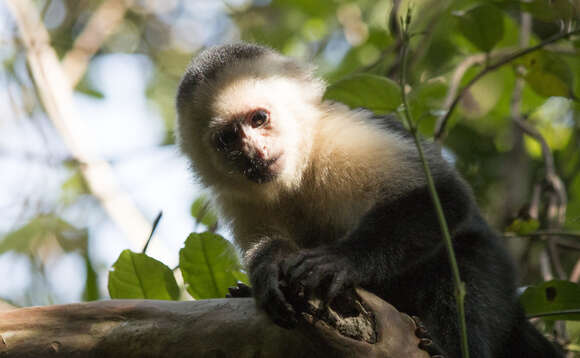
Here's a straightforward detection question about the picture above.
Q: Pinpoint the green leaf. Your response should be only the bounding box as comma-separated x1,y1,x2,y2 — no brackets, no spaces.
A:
75,77,105,99
61,169,89,205
323,74,402,114
108,250,179,300
520,0,577,22
408,81,447,133
520,280,580,321
517,51,574,98
190,195,218,230
455,4,505,53
179,232,248,299
505,218,540,235
82,253,99,301
0,215,86,254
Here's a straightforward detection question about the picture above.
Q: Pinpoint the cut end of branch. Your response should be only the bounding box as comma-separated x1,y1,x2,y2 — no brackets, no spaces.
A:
299,290,377,344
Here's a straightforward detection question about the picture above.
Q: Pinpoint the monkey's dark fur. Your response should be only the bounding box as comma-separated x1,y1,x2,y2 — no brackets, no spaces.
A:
176,43,562,358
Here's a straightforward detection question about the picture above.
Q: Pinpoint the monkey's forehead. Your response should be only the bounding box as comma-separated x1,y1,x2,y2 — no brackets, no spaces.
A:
176,44,271,107
188,44,272,83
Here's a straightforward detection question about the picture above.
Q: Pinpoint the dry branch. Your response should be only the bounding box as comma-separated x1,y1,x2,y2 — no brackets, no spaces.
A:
61,0,134,87
0,290,429,358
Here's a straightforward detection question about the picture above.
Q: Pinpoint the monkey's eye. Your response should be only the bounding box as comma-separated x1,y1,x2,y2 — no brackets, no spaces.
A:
249,109,269,128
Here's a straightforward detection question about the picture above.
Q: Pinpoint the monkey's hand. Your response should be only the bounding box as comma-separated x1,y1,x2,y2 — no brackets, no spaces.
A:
226,282,253,298
281,247,359,307
250,257,298,328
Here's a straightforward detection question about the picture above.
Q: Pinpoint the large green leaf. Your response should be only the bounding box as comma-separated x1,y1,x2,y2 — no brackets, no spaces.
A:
180,232,248,299
520,280,580,321
323,74,402,114
108,250,179,300
455,4,505,53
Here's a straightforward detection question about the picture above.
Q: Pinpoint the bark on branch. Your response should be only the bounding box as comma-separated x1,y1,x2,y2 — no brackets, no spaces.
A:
0,290,429,358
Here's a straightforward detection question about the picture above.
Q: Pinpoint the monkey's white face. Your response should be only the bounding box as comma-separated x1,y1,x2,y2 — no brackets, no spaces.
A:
179,67,323,200
210,75,314,186
208,105,283,184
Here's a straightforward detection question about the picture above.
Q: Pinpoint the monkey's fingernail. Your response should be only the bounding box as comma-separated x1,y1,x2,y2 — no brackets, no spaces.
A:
415,326,428,337
418,338,433,349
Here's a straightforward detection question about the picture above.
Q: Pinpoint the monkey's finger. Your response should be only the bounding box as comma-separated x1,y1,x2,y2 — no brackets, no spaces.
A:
264,287,297,329
226,282,253,298
326,269,349,304
280,249,325,277
260,286,297,328
266,299,297,329
300,263,341,300
418,338,447,357
287,256,328,285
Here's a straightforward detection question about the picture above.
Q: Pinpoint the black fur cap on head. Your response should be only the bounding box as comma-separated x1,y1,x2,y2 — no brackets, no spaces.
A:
176,43,272,112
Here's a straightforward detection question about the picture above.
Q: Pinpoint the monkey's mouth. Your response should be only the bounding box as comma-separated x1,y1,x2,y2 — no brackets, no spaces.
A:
238,155,281,184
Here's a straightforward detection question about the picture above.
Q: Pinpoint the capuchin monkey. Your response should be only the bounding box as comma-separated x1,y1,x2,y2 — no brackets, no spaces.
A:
176,43,562,358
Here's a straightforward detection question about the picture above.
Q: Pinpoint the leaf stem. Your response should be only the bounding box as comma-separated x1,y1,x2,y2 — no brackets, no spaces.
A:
399,22,470,358
142,211,163,254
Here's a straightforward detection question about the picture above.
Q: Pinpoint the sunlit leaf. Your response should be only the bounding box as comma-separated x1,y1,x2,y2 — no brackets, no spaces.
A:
505,218,540,235
180,232,248,299
61,169,89,205
517,51,574,98
108,250,179,300
0,215,86,254
454,4,505,53
520,280,580,321
324,74,401,114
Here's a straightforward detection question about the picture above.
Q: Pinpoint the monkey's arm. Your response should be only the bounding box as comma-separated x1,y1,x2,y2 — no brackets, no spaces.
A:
246,237,301,327
248,169,474,328
283,171,474,309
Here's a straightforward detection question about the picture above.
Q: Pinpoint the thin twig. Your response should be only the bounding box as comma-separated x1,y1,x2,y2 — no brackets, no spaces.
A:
398,15,470,358
142,211,163,254
434,28,580,142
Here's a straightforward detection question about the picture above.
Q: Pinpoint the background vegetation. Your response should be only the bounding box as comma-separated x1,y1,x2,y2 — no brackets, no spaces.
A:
1,0,580,354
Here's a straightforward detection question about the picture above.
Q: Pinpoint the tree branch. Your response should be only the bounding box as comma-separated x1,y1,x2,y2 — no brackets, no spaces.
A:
0,291,430,358
434,28,580,142
61,0,134,87
4,0,167,254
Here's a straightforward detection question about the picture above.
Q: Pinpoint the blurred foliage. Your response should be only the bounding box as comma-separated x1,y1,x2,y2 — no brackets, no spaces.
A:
1,0,580,350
